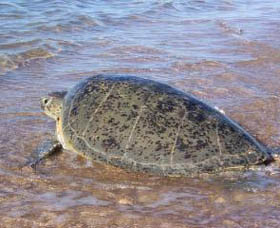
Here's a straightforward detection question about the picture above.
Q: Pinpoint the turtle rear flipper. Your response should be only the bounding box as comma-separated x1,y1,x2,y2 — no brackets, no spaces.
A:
26,139,62,169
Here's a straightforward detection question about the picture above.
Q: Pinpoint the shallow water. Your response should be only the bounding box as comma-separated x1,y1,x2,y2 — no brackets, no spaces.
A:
1,0,280,227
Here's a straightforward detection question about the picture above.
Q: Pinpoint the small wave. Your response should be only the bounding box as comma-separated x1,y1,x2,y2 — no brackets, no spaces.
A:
217,20,244,36
0,2,25,10
108,45,165,55
36,14,102,34
172,60,225,72
0,48,54,75
0,13,25,19
0,39,42,50
35,190,110,211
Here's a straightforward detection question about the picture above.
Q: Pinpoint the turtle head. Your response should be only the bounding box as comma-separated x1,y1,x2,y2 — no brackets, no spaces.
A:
40,91,67,120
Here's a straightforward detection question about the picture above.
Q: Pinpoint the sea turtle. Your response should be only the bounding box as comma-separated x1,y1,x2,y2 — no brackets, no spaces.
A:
28,75,275,176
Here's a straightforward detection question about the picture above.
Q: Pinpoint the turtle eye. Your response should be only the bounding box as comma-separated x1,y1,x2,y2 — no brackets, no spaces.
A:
42,98,49,106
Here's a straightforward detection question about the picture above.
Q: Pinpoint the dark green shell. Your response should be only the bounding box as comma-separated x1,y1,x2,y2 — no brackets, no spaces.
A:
61,75,273,176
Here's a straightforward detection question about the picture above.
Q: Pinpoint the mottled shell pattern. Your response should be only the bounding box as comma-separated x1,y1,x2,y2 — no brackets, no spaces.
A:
60,75,272,176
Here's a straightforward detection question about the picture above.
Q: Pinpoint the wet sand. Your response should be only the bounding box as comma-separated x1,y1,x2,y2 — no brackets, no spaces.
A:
1,0,280,227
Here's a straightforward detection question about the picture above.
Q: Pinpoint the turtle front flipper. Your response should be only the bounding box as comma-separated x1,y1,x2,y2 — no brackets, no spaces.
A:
26,139,62,169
